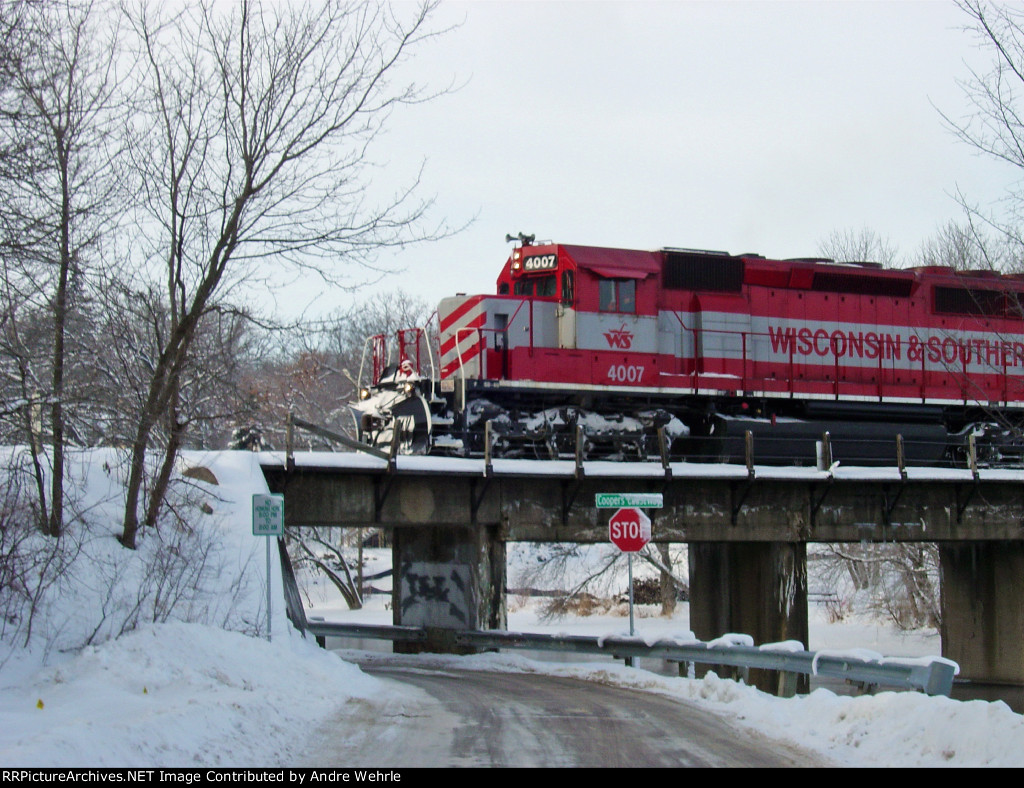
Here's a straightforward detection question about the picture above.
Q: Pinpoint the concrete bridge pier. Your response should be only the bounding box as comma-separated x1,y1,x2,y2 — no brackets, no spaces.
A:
939,541,1024,706
391,524,507,654
688,541,809,695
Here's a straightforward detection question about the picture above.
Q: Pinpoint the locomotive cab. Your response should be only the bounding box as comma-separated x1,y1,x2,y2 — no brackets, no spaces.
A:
488,239,664,387
498,240,576,354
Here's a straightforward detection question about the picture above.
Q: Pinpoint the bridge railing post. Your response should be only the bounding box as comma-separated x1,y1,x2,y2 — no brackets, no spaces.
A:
817,431,832,470
286,410,295,472
388,420,402,470
658,426,672,478
484,419,493,476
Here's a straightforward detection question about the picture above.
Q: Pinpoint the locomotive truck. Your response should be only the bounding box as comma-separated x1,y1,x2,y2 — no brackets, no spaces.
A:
350,235,1024,467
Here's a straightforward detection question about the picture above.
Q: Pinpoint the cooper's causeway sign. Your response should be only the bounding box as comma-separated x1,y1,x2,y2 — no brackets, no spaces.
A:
594,493,664,509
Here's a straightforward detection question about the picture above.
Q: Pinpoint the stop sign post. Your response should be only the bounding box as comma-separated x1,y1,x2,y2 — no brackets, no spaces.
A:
606,505,654,643
597,494,662,644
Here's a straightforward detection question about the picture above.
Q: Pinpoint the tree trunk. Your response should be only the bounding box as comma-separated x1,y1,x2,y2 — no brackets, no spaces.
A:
120,337,184,548
657,542,677,617
144,378,183,529
47,159,71,538
120,281,215,548
24,388,49,531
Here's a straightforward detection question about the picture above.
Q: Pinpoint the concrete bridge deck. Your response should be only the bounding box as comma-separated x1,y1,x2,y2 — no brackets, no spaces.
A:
260,451,1024,543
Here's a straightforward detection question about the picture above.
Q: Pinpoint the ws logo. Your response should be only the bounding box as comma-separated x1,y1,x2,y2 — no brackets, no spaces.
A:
603,324,634,349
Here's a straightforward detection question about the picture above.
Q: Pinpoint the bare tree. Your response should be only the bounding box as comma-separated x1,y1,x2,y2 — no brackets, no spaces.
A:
116,0,453,549
510,542,688,621
914,218,1011,271
817,227,901,268
0,0,124,535
938,1,1024,266
288,527,362,610
650,542,685,616
813,543,940,630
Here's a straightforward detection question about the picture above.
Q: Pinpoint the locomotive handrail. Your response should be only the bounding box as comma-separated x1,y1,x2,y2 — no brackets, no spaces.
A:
452,323,513,407
662,315,1023,407
451,303,1019,410
454,325,481,409
356,333,387,391
454,326,482,378
361,325,438,390
397,324,438,383
426,311,440,383
668,311,700,393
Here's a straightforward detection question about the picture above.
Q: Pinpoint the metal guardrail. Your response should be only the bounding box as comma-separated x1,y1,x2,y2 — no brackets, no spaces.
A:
304,621,957,698
306,620,427,643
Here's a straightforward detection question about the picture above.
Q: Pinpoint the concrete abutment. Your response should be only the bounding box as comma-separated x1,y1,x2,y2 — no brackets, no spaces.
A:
939,541,1024,705
391,524,506,654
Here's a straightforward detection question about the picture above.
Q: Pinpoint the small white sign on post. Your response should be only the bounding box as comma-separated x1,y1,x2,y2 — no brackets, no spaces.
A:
252,493,284,536
252,493,284,641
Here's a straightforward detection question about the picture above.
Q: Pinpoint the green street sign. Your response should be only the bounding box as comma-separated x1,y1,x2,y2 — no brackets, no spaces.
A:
595,493,664,509
252,493,285,536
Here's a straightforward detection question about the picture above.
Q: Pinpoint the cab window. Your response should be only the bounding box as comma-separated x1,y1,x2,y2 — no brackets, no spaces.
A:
561,270,574,306
599,278,636,313
513,275,556,297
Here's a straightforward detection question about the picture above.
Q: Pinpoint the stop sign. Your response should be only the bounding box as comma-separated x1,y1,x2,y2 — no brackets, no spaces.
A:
608,507,651,552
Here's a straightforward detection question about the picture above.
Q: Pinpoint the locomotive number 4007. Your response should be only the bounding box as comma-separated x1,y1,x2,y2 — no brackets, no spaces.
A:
522,254,557,271
607,364,644,383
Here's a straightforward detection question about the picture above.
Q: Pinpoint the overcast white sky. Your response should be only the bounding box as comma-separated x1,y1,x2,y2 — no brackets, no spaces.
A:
285,0,1019,318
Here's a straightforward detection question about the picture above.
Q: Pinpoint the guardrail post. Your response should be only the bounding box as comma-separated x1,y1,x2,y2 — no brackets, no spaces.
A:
777,670,798,698
745,430,754,478
896,433,907,480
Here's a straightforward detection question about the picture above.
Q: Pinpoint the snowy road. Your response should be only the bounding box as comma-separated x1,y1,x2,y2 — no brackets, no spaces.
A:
300,653,834,768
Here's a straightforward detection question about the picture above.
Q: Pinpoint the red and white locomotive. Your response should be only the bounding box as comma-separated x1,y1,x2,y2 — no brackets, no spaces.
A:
352,234,1024,466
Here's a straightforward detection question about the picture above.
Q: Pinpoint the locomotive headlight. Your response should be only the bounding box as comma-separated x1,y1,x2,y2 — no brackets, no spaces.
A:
403,382,415,395
359,387,371,400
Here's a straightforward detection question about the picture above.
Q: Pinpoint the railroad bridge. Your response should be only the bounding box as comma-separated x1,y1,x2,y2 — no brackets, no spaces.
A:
260,450,1024,700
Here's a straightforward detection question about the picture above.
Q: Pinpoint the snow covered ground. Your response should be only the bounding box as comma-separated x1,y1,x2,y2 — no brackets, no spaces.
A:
1,449,1023,768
